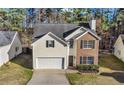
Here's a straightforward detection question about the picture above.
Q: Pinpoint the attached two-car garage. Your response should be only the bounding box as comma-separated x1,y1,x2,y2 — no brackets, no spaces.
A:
36,57,65,69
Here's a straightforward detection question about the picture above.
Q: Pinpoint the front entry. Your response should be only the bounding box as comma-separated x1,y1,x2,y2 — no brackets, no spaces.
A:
69,56,73,66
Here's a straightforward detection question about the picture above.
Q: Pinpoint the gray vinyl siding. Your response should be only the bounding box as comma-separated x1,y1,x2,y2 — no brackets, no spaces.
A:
8,33,22,60
114,36,124,61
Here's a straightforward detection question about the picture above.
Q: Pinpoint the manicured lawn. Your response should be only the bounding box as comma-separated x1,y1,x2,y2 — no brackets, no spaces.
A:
0,54,33,85
66,72,121,85
66,73,97,85
66,53,124,85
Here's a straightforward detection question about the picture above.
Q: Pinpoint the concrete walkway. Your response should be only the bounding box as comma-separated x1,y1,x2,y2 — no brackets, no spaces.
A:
27,69,69,85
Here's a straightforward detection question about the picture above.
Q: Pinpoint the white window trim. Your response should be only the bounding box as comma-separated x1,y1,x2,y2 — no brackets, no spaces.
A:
82,40,95,49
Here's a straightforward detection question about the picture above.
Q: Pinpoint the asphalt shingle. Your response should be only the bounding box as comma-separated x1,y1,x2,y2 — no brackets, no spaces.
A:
0,31,16,47
33,24,79,39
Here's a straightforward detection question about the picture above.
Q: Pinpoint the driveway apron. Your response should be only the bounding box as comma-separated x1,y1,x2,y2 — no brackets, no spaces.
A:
27,69,69,85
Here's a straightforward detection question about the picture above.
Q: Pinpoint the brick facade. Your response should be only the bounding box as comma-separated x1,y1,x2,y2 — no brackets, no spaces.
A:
76,32,99,65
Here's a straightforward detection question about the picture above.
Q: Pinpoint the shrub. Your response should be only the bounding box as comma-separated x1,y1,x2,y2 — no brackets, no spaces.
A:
91,65,99,71
76,64,99,72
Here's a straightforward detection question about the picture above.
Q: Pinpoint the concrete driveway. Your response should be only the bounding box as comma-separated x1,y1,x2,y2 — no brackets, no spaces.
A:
27,69,69,85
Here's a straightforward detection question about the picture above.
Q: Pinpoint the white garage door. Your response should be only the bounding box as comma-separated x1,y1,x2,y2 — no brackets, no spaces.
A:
36,57,64,69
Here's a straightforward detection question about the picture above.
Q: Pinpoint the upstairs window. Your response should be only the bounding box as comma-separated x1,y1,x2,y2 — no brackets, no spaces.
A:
80,40,95,49
46,40,54,48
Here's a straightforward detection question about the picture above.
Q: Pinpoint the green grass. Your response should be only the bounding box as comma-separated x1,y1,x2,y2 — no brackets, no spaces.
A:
66,73,97,85
66,72,122,85
66,54,124,85
99,54,124,71
0,54,33,85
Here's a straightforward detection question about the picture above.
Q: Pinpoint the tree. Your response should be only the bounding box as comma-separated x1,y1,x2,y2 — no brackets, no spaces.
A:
7,8,26,31
0,8,26,31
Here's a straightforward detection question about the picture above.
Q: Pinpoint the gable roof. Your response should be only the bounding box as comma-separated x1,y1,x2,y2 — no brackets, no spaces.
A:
75,27,100,40
114,34,124,47
63,27,80,38
33,23,100,42
48,32,67,46
64,26,100,41
33,24,79,39
32,32,68,46
120,35,124,45
79,22,91,29
75,30,100,40
0,31,16,47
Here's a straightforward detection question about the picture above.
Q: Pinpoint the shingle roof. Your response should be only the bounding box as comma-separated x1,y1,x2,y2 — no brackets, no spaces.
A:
69,28,87,39
79,22,91,29
63,26,98,39
33,23,99,41
33,24,79,39
0,31,16,47
63,27,80,38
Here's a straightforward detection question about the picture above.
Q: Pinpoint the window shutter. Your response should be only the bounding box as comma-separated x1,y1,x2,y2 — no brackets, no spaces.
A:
92,57,94,64
80,40,83,49
52,40,54,47
46,40,48,47
80,56,82,64
92,40,95,48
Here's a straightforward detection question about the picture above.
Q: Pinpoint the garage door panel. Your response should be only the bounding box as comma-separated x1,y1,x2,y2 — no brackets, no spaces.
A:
36,57,63,69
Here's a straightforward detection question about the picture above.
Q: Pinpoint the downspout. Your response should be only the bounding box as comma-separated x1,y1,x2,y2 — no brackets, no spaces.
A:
66,42,70,69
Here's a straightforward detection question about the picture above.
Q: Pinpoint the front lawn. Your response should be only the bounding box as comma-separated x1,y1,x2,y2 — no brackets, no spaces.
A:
66,72,121,85
66,73,97,85
0,54,33,85
66,53,124,85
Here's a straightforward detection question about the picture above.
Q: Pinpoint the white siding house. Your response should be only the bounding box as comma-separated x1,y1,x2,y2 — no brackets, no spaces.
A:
0,31,22,67
8,33,22,60
32,32,69,69
0,45,10,66
114,35,124,61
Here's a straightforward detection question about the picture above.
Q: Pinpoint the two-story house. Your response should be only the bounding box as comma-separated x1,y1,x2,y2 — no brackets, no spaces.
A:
31,20,100,69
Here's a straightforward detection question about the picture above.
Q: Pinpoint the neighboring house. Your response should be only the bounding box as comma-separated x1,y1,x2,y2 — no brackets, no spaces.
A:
114,35,124,61
0,31,22,66
32,20,100,69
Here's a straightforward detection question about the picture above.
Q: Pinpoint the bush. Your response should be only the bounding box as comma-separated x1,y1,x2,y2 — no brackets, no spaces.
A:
76,64,99,72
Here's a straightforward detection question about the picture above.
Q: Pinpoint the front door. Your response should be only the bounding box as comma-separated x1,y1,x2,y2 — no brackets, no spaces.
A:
69,56,73,66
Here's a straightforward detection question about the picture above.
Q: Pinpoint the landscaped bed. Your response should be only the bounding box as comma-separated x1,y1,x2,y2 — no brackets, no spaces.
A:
0,54,33,85
66,53,124,85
